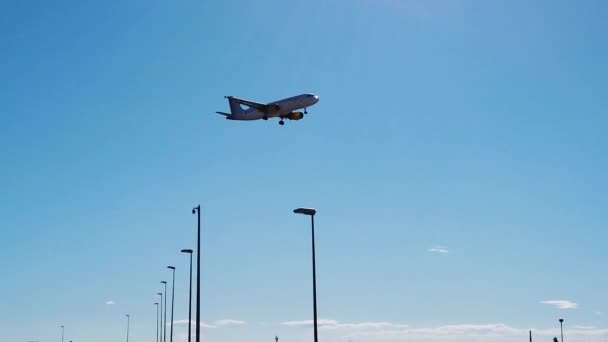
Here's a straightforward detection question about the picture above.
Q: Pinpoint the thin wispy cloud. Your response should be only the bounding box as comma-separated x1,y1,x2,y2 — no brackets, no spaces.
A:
173,319,246,329
428,246,449,254
339,322,608,340
540,300,578,309
214,319,246,326
283,319,608,341
282,319,339,327
173,320,216,329
282,320,407,330
106,301,115,305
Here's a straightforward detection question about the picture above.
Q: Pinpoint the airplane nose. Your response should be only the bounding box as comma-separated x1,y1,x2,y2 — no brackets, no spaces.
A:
313,95,319,102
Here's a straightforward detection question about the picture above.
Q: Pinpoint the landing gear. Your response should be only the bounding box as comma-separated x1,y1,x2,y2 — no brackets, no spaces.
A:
263,115,268,120
304,108,308,114
279,120,285,126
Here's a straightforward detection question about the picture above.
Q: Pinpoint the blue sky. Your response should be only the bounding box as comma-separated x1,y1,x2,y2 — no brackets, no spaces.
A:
1,0,607,342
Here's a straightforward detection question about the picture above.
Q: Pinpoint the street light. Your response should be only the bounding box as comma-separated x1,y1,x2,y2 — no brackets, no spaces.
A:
155,303,159,342
60,325,64,342
559,318,564,342
181,249,194,342
162,281,168,342
168,266,176,342
157,292,163,342
293,207,319,342
192,205,201,342
125,314,130,342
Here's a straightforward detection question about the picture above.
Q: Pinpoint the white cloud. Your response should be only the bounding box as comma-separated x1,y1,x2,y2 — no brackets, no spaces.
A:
314,323,608,342
282,320,407,330
173,320,217,329
106,301,115,305
428,246,449,254
540,300,578,309
172,319,246,329
282,320,608,341
339,322,406,329
214,319,246,326
282,319,340,327
343,323,608,341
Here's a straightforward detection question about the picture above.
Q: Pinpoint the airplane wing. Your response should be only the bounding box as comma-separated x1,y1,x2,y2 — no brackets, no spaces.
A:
225,96,267,111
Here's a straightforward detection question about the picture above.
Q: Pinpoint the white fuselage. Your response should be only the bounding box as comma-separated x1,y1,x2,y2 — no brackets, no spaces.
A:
229,94,319,120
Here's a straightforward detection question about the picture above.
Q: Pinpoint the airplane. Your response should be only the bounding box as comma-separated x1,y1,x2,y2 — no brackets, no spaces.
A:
216,93,320,125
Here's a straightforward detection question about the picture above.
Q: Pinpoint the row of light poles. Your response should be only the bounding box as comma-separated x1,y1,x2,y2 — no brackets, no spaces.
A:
151,207,198,342
56,204,571,342
149,205,319,342
155,271,175,342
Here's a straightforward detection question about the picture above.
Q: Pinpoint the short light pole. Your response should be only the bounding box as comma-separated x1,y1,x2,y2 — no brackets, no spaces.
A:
125,314,130,342
168,266,176,342
157,292,163,342
162,281,168,342
192,205,202,342
60,325,64,342
293,207,319,342
559,319,564,342
181,249,194,342
155,303,160,342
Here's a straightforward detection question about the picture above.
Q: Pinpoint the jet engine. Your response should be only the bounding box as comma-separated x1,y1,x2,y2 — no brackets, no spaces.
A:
287,112,304,120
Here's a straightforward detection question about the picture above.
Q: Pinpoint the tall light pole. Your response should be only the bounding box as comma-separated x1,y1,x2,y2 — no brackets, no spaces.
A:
155,303,159,342
168,266,176,342
125,314,130,342
157,292,163,342
293,207,319,342
60,325,64,342
181,249,194,342
162,281,168,342
192,205,201,342
559,319,564,342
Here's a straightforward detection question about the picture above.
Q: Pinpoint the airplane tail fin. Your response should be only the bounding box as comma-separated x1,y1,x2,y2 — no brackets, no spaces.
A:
225,96,247,115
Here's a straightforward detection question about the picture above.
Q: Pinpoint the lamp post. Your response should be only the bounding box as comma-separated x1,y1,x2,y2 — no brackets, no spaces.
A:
157,292,163,342
181,249,194,342
125,314,130,342
559,319,564,342
168,266,176,342
60,325,64,342
192,205,201,342
293,207,319,342
155,303,159,342
162,281,168,342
